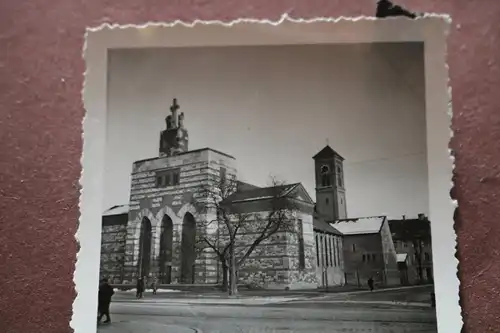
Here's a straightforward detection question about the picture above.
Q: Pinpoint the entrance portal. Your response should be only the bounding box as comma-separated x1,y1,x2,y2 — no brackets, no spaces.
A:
180,213,196,283
159,215,174,284
137,217,152,278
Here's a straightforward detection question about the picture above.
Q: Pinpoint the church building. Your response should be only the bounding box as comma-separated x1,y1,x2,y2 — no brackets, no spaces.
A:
99,99,349,290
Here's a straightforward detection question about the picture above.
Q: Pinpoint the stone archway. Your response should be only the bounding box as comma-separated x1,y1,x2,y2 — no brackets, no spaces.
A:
180,212,197,284
137,216,153,278
159,215,174,284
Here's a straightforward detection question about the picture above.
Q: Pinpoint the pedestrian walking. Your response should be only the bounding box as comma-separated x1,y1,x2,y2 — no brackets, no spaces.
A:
151,277,158,295
368,277,374,292
97,278,114,324
136,277,145,299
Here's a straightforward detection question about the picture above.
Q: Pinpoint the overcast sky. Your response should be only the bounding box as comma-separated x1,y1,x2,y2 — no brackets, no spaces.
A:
103,43,428,219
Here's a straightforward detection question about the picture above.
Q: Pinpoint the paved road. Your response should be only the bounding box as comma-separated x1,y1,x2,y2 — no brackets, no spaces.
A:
101,286,437,332
105,301,437,333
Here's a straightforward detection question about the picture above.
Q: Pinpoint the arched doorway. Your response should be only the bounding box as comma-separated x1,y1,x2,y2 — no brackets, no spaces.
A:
137,217,152,278
159,215,174,284
180,213,196,284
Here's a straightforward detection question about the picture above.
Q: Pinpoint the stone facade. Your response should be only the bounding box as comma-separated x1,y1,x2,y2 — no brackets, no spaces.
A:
222,188,319,290
122,148,236,284
100,211,128,283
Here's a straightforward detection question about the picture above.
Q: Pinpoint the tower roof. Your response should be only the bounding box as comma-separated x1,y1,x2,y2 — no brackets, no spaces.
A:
312,145,344,160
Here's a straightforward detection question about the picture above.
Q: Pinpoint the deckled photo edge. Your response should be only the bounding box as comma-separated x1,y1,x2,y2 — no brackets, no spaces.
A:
75,14,457,333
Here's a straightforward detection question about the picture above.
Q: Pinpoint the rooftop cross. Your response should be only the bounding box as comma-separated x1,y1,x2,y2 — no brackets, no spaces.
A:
325,138,329,146
170,98,180,114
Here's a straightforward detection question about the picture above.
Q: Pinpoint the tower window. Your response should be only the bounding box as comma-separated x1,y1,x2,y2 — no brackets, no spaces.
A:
156,168,181,188
320,165,331,187
325,198,329,205
220,167,227,181
352,244,356,252
336,166,343,187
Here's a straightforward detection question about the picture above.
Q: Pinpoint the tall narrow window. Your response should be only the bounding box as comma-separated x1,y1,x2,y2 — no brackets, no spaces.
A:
320,165,331,187
324,236,329,267
336,165,343,187
220,167,227,182
172,171,180,185
337,238,342,266
156,175,164,187
352,243,356,252
332,237,337,266
315,234,320,266
164,173,171,186
297,220,305,270
329,236,334,267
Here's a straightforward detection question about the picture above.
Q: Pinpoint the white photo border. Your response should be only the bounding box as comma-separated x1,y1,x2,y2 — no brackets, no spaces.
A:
78,15,458,333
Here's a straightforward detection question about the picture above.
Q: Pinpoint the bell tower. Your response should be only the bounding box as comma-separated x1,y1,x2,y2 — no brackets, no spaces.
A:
159,98,189,157
313,145,347,221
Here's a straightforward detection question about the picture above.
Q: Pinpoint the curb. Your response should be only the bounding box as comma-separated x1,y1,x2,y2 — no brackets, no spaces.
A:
97,321,202,333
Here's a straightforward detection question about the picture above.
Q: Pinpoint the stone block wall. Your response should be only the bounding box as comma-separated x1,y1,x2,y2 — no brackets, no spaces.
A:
233,211,318,290
122,148,237,284
100,214,128,283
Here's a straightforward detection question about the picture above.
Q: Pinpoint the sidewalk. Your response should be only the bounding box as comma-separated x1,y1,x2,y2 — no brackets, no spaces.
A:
97,320,201,333
114,295,306,305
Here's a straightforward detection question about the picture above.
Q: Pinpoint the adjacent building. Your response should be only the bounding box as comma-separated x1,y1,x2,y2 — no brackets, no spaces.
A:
389,215,433,285
332,216,400,286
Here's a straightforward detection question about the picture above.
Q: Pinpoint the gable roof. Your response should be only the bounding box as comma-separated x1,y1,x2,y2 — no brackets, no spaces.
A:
103,204,129,216
388,217,431,241
312,145,345,160
332,216,387,235
225,183,314,205
236,181,261,192
313,218,343,236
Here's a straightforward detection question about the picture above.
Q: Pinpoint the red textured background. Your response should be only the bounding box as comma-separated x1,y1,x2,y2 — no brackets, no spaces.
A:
0,0,498,332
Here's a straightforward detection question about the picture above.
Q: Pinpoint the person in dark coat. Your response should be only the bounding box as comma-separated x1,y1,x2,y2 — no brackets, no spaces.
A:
136,277,145,299
97,278,114,324
368,277,375,292
151,277,158,295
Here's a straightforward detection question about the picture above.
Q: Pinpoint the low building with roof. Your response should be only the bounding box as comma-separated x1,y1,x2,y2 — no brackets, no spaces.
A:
332,216,400,285
331,216,400,287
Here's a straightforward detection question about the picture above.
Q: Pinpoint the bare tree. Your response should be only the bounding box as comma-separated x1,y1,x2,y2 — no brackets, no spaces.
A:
193,171,300,295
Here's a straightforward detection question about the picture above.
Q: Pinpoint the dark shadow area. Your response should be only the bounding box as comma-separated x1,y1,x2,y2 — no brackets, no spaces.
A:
137,217,152,278
159,215,174,284
180,212,196,283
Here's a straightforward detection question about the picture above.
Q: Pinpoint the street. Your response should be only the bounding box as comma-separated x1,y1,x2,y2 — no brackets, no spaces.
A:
98,286,437,332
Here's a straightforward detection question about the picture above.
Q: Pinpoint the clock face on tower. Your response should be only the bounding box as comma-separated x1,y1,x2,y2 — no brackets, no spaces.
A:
320,165,330,174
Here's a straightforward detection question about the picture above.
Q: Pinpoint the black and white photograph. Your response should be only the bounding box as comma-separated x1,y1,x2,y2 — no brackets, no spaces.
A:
91,38,439,333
